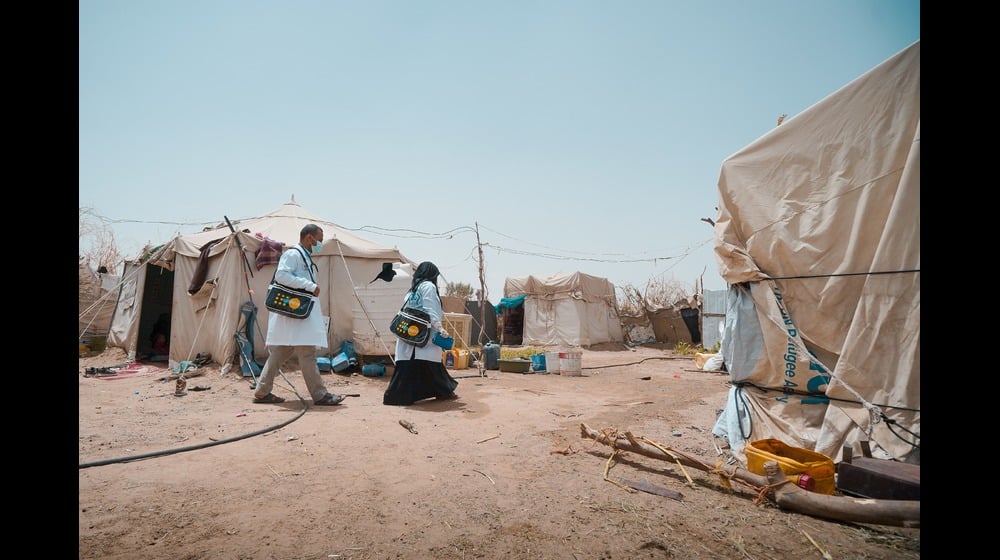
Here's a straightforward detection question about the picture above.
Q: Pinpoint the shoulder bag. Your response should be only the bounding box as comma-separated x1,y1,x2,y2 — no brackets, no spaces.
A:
265,247,316,319
390,291,431,347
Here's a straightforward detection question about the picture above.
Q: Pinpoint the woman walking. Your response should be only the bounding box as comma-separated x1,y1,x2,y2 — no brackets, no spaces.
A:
383,261,459,405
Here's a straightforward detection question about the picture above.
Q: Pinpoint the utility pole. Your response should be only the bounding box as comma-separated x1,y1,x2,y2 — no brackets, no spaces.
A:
475,222,487,345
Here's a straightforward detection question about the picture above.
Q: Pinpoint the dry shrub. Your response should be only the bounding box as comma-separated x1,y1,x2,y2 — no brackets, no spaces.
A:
616,277,693,317
79,207,121,274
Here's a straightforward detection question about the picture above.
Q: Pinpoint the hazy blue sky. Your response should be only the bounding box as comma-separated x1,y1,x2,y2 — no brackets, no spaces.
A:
79,0,920,301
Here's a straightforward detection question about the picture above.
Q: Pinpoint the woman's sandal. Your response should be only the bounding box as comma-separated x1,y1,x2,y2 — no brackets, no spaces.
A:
252,393,285,404
314,393,345,406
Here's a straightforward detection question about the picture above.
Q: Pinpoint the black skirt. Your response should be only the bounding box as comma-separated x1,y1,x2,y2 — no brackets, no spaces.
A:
383,359,459,405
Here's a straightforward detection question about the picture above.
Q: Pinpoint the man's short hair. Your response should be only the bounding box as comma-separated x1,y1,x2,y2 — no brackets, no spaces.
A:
300,224,323,240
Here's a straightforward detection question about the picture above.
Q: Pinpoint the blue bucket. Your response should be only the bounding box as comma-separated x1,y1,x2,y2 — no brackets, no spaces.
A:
530,353,546,372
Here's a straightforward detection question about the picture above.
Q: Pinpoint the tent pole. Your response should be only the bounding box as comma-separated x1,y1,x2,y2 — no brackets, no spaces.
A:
225,215,255,298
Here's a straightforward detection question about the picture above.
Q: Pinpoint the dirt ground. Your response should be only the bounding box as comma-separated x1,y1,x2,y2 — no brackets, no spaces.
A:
78,343,920,559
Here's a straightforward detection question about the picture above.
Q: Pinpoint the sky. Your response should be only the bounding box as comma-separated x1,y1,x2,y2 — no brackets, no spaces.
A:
79,0,920,302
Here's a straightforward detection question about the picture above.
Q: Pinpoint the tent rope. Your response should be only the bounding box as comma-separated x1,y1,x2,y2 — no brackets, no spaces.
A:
332,238,399,363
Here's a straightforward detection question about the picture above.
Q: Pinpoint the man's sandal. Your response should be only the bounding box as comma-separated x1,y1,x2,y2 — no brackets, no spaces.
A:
252,393,285,404
314,393,345,406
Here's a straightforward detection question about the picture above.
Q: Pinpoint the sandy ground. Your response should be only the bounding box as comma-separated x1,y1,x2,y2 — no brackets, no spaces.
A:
78,344,920,559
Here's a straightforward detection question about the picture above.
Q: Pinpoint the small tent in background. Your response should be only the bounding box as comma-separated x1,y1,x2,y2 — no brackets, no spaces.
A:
711,41,919,464
79,259,120,352
107,198,413,371
501,272,623,347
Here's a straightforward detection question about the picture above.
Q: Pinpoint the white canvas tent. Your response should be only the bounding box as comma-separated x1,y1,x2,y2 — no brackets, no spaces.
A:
711,41,919,464
107,199,413,371
502,272,623,347
79,259,120,340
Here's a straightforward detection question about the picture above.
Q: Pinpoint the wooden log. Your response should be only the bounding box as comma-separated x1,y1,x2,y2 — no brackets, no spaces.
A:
763,461,920,528
579,423,919,528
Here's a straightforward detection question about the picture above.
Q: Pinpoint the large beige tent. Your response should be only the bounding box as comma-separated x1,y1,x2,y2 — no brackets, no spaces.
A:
107,199,413,371
502,272,623,347
711,41,919,464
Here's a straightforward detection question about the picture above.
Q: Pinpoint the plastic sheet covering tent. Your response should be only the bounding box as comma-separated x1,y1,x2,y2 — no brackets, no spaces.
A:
107,199,413,371
503,272,623,347
711,41,919,464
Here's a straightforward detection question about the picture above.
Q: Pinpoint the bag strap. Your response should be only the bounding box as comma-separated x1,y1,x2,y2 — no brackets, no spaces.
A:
400,289,420,311
271,246,316,284
293,246,316,282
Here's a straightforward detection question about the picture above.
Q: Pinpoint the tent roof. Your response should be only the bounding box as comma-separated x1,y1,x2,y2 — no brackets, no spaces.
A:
159,199,408,262
504,272,617,303
714,40,920,285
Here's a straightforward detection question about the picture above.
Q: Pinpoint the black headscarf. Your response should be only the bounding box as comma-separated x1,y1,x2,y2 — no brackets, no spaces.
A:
410,261,441,297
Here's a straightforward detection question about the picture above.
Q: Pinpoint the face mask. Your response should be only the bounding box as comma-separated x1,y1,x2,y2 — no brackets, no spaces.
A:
310,240,323,254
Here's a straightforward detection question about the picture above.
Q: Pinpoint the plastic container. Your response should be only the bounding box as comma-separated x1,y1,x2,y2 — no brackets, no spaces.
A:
792,473,815,491
316,356,332,372
545,351,561,374
745,438,836,495
483,343,500,370
442,348,469,369
559,350,582,376
341,340,356,359
362,362,386,377
433,331,455,350
499,358,532,373
330,352,351,373
530,353,546,373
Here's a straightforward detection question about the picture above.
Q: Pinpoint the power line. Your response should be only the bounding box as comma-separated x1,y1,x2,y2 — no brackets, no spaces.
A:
84,210,712,266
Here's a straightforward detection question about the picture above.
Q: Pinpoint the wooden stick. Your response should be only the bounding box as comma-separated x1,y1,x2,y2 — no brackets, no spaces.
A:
472,469,495,484
477,434,500,444
602,449,635,493
801,529,833,560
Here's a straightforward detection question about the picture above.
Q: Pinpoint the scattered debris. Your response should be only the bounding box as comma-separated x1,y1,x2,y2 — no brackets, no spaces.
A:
801,529,833,560
550,444,576,455
399,419,418,434
472,469,495,484
621,478,684,501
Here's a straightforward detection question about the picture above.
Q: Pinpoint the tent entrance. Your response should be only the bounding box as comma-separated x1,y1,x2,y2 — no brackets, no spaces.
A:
501,305,524,346
135,265,174,358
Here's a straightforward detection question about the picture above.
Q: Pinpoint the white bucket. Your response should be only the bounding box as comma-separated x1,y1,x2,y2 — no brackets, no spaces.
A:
559,351,582,376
